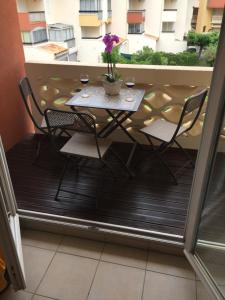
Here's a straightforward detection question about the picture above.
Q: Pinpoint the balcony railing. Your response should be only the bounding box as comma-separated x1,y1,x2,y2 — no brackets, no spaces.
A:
127,10,145,24
25,62,214,150
18,12,46,31
211,15,223,24
79,10,103,26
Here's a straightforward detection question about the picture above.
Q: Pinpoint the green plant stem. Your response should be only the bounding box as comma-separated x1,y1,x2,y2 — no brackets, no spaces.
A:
107,53,110,75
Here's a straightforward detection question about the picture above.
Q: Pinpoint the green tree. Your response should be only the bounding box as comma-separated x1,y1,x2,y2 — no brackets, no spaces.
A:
203,44,217,66
208,31,220,46
131,46,154,64
187,31,219,58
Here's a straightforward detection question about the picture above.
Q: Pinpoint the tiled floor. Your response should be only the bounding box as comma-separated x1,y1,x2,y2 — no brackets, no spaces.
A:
0,229,214,300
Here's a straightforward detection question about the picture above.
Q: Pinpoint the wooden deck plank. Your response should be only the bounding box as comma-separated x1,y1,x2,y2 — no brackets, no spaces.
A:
6,134,196,237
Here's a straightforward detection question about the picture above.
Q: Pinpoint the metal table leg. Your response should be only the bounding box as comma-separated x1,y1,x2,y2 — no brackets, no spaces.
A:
99,109,139,170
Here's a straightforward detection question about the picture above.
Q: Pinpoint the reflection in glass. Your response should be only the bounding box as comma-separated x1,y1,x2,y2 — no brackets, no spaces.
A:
196,115,225,297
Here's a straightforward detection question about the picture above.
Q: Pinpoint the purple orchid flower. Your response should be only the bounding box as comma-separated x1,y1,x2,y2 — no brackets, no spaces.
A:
102,34,120,82
103,34,119,53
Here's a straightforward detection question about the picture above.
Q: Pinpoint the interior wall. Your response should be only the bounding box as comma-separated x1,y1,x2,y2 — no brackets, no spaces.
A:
0,1,33,151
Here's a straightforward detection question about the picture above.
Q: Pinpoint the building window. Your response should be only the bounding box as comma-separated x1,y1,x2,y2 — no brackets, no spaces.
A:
48,24,74,42
211,8,223,24
107,0,111,11
21,28,47,44
128,23,144,34
21,31,31,44
29,12,46,22
162,22,175,32
32,28,48,43
80,0,101,11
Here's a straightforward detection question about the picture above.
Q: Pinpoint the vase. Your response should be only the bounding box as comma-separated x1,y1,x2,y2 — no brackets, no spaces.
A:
103,80,123,96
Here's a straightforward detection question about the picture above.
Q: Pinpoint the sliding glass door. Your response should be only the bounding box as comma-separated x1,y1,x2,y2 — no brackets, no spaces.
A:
184,9,225,300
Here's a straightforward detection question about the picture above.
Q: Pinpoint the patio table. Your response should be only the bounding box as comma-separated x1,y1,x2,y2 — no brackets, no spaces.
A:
65,86,145,168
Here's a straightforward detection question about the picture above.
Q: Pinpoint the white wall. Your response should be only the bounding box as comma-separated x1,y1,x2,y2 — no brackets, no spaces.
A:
129,0,145,10
164,0,178,10
111,0,128,38
26,0,45,12
146,0,164,37
175,0,195,40
157,33,187,53
78,39,105,63
128,34,157,53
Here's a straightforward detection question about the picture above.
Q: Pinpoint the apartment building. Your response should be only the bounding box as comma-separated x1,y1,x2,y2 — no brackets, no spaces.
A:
16,0,196,63
16,0,78,61
193,0,225,32
112,0,195,54
41,0,111,63
17,0,47,44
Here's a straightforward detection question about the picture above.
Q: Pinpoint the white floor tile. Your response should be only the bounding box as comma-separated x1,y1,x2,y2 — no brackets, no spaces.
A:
101,243,147,269
23,245,55,293
147,251,195,279
88,261,145,300
22,230,62,251
58,236,104,259
37,252,98,300
143,271,196,300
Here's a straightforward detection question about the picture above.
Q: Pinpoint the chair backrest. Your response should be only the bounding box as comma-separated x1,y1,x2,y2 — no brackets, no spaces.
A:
172,89,208,140
44,108,103,158
19,77,45,132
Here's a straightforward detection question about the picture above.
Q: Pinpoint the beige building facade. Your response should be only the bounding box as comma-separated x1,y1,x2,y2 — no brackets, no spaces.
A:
17,0,197,63
193,0,224,32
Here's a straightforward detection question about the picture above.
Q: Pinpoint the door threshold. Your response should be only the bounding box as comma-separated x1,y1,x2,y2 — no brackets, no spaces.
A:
19,209,184,254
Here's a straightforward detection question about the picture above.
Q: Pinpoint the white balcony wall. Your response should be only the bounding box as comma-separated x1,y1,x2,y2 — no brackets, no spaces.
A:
111,0,128,38
175,0,195,41
26,0,45,12
81,27,102,39
128,35,157,54
164,0,178,10
157,33,187,52
129,0,145,11
25,62,214,149
162,10,177,22
78,39,105,63
145,0,164,38
17,0,45,12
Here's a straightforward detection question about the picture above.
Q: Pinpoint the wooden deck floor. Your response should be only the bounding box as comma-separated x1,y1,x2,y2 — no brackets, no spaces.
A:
6,134,196,237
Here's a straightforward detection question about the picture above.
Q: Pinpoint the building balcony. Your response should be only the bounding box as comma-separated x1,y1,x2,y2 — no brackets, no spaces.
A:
211,14,223,24
8,62,213,239
127,10,145,24
207,0,225,8
79,10,103,27
18,12,46,31
162,9,177,23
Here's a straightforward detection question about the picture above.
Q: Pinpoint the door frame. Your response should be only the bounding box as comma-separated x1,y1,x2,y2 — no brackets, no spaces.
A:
0,137,26,291
184,9,225,300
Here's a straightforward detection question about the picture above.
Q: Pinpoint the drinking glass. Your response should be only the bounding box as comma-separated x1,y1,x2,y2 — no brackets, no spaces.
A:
80,74,89,98
125,76,135,102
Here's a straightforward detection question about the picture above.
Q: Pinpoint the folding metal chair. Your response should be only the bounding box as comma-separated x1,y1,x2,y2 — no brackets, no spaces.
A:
139,89,208,184
19,77,74,161
44,108,127,202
